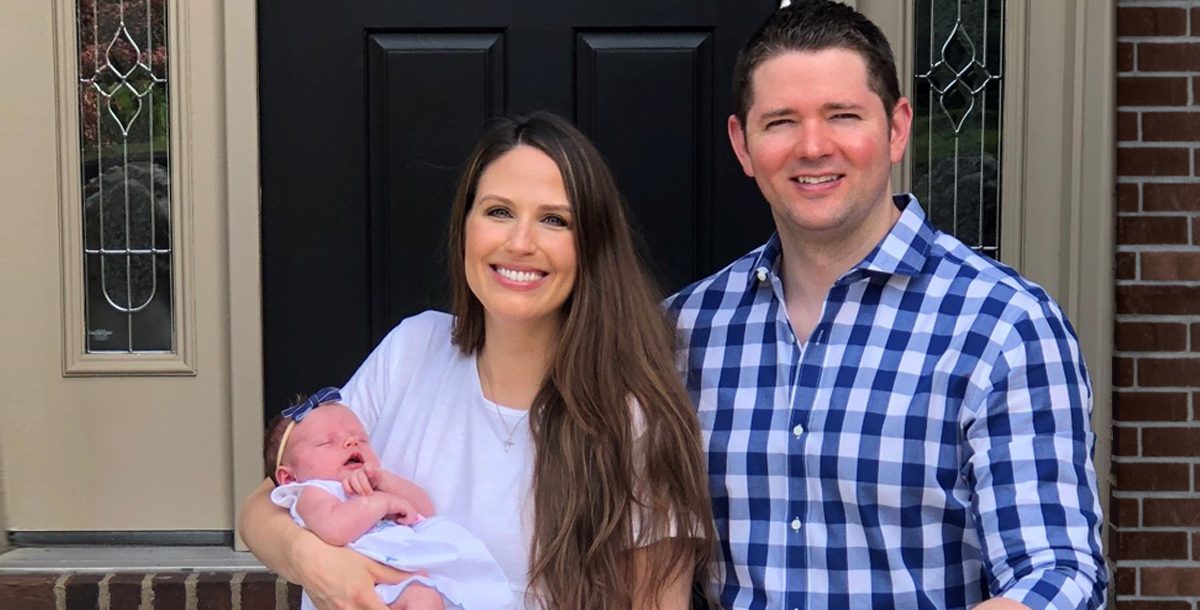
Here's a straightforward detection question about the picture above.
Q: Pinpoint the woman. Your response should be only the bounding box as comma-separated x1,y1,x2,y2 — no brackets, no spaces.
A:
240,112,715,610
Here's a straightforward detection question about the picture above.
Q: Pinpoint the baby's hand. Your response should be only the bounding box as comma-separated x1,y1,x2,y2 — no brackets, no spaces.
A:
386,496,422,526
341,467,375,497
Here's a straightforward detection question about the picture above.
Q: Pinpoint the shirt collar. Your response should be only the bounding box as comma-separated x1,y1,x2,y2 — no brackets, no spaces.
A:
747,194,934,289
855,194,934,279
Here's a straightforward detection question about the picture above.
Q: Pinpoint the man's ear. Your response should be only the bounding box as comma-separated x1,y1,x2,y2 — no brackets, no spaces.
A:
275,465,297,485
727,114,755,177
888,97,913,164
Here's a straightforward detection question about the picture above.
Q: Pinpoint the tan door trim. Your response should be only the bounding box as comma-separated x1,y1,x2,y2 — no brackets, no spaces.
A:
224,0,264,551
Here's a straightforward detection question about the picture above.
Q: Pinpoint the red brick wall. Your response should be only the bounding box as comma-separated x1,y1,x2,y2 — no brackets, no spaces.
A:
1114,1,1200,607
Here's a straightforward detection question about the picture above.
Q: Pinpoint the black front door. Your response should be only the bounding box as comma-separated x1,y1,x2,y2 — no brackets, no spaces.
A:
258,1,778,415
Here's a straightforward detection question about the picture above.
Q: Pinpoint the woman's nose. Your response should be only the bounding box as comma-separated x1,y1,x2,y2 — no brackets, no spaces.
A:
505,221,536,253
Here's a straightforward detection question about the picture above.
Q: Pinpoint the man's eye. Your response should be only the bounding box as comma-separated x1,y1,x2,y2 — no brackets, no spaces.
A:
765,119,792,129
832,113,860,120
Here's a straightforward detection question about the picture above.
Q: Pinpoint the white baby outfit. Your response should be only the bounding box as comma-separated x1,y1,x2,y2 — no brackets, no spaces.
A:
271,479,513,610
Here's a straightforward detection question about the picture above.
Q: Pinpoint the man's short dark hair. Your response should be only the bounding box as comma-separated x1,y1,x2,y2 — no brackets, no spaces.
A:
732,0,902,124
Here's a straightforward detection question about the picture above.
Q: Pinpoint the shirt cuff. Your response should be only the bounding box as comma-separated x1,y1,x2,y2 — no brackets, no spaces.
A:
999,568,1106,610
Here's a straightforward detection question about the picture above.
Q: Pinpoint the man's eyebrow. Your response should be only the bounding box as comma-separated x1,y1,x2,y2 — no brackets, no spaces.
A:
758,108,794,120
825,102,865,111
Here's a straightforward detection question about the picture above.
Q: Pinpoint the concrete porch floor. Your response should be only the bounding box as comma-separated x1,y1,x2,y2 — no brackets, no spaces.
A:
0,546,265,573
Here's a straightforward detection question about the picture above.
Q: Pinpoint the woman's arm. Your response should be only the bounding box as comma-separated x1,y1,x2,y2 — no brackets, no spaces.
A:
238,478,406,610
631,540,693,610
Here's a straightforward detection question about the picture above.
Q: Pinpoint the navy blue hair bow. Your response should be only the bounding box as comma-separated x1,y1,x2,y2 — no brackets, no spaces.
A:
281,386,342,422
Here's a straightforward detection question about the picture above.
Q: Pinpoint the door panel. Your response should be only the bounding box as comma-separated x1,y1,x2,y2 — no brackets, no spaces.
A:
577,32,712,290
259,1,777,415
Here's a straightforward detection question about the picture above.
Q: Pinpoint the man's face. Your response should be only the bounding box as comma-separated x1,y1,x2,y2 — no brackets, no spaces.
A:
728,48,911,244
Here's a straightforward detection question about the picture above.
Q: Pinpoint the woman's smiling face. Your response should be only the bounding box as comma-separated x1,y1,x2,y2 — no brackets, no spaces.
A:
463,144,578,332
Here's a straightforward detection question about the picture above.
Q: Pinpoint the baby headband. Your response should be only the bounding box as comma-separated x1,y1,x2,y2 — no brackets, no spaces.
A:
275,386,342,473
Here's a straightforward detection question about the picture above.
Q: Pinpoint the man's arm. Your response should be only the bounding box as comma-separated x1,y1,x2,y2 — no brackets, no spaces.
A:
966,304,1107,610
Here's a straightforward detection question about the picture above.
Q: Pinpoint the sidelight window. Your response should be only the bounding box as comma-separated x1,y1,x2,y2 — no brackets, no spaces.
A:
912,0,1005,259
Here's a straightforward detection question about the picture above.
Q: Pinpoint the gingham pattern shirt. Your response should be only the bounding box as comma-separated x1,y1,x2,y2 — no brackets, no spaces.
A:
667,196,1106,610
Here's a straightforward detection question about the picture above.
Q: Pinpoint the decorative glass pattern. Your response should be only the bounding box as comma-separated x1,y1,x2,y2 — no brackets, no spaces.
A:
77,0,172,352
912,0,1004,258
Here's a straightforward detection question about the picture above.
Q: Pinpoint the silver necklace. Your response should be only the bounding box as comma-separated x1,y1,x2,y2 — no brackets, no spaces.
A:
490,399,529,452
480,369,530,452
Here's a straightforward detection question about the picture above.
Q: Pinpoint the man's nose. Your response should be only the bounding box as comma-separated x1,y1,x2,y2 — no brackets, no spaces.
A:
794,121,833,159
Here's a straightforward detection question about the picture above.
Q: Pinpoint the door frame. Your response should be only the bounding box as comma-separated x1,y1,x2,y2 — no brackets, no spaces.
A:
225,0,264,550
227,0,1115,550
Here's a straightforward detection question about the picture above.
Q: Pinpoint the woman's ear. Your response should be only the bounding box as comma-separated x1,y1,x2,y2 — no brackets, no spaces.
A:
275,465,297,485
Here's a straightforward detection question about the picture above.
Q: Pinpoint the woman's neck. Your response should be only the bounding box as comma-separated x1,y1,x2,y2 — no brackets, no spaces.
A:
476,317,558,410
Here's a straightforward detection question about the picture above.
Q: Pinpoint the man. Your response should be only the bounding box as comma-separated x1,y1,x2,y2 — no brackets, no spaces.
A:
667,2,1107,608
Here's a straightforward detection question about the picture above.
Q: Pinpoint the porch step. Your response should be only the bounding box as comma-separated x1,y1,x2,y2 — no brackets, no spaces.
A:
0,570,301,609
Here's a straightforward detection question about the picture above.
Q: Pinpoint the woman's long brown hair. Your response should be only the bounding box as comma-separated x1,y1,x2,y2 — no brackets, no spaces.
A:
446,112,715,609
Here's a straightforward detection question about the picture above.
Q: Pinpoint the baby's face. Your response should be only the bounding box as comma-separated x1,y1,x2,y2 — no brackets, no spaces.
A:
277,403,381,483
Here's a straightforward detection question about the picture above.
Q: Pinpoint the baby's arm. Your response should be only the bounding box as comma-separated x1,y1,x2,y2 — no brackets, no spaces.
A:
295,485,420,547
340,464,436,518
372,468,436,517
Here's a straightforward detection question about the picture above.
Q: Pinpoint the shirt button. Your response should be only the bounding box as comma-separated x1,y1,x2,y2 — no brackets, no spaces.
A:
792,424,804,438
791,518,802,532
755,266,768,282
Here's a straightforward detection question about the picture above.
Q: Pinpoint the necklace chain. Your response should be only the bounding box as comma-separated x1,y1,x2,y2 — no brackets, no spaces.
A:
480,366,530,453
491,400,529,452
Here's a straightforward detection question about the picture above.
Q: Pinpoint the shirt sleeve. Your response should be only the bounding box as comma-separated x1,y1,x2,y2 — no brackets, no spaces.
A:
964,301,1107,610
342,312,441,433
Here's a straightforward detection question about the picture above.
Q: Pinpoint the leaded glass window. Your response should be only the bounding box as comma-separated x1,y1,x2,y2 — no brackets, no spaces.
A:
912,0,1004,259
77,0,172,352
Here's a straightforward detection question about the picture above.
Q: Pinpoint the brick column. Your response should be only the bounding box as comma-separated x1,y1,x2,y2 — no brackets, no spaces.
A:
1114,1,1200,606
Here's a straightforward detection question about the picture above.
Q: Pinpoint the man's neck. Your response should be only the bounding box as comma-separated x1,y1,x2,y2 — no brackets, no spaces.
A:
775,196,901,343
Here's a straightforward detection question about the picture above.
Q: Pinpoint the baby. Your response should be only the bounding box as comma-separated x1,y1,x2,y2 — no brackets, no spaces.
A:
265,387,513,610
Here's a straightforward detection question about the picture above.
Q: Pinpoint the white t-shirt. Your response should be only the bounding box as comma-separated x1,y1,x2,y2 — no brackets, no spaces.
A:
342,311,536,608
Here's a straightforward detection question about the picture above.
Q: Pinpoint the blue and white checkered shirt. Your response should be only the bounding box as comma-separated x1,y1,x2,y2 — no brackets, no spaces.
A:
667,196,1106,610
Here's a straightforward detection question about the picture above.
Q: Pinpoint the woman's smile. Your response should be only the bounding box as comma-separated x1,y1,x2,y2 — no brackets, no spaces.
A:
463,145,577,329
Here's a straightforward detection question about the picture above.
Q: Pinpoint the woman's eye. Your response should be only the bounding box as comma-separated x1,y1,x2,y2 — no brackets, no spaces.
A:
542,215,569,228
485,207,512,218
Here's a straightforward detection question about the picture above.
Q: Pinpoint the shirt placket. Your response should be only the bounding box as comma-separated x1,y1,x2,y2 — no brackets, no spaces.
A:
760,267,831,610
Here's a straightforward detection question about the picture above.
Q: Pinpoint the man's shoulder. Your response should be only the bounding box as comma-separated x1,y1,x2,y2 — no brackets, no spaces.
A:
665,244,766,324
923,230,1066,324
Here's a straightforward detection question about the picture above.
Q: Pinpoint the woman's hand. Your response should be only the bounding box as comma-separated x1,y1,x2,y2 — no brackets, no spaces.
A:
293,536,417,610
